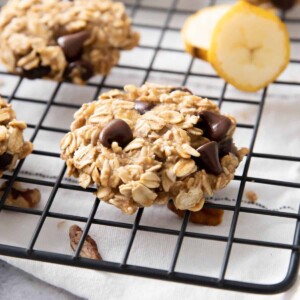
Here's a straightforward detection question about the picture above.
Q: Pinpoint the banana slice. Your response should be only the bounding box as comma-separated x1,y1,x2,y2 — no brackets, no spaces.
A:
181,5,232,62
209,1,290,92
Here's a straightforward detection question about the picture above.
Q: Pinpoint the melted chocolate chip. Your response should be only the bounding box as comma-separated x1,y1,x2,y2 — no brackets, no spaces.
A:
199,111,231,141
170,87,193,94
0,153,13,170
192,47,198,58
196,141,223,175
99,119,133,148
22,66,51,79
134,101,155,114
11,187,19,199
64,60,94,81
10,186,35,206
271,0,296,10
57,31,90,61
218,137,233,157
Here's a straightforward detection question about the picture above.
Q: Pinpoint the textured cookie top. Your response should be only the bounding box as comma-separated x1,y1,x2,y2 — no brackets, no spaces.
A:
0,0,139,83
0,98,33,177
60,83,248,214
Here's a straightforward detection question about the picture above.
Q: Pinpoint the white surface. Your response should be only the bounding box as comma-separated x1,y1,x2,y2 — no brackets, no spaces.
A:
2,257,300,300
0,0,300,299
0,260,81,300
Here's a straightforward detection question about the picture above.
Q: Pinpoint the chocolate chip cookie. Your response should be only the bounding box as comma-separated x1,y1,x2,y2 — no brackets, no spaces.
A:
60,83,248,214
0,0,139,84
0,98,33,177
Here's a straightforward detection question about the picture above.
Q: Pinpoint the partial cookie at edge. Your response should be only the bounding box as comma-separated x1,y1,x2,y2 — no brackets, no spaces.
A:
0,0,139,84
0,98,33,177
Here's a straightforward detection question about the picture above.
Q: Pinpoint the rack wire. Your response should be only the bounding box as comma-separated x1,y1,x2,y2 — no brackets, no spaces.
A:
0,0,300,295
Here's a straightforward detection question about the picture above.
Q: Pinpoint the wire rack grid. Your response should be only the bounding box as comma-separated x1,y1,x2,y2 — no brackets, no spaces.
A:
0,0,300,295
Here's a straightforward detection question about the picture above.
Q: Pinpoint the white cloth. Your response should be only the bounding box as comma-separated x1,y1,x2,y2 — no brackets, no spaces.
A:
1,70,300,300
1,0,300,298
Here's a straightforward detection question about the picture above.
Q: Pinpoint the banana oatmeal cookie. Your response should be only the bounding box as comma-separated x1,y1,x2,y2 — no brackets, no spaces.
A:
0,0,139,84
0,98,33,177
60,83,248,214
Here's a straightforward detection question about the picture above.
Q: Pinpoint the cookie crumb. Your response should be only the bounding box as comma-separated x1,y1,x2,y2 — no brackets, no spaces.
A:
239,111,250,121
69,225,102,260
57,220,66,229
0,181,41,208
246,190,258,203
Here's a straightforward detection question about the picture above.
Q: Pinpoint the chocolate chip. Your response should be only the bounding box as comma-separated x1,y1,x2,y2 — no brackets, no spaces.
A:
22,66,51,79
57,31,90,61
271,0,296,10
0,153,13,171
218,137,233,157
11,187,19,199
199,111,231,141
196,141,223,175
192,47,198,57
99,119,133,148
10,187,34,206
64,60,94,81
134,101,155,114
170,87,193,94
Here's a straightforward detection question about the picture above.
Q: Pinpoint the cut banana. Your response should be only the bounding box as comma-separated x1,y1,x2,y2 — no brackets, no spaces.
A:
181,4,232,62
209,1,290,92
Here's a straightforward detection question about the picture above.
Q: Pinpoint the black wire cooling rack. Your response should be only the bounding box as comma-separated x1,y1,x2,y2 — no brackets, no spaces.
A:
0,0,300,295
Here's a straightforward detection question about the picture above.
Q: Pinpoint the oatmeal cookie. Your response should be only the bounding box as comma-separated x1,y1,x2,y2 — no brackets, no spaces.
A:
0,98,33,177
0,0,139,84
60,83,248,214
